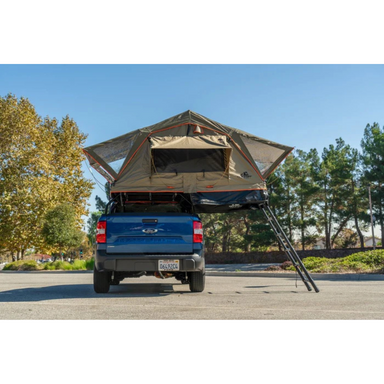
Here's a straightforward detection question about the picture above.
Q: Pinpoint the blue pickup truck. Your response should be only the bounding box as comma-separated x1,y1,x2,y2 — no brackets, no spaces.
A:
93,204,205,293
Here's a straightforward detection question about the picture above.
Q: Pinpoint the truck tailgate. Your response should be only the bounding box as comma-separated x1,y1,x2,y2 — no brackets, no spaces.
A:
105,213,195,254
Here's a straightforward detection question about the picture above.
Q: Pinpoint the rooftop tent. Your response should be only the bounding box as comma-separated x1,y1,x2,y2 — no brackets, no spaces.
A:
83,110,293,212
83,111,321,293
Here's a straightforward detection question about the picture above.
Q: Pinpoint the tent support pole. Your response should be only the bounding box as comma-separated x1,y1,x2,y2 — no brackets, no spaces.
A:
254,203,320,293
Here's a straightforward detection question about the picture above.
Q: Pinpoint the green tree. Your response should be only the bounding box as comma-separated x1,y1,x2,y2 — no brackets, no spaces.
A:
67,232,93,258
201,212,256,253
268,168,284,251
215,212,244,252
200,213,222,252
41,204,83,258
348,147,368,248
87,183,111,246
50,115,94,222
268,157,297,250
95,182,111,212
361,122,384,246
245,209,276,251
268,156,296,243
332,228,358,248
281,150,319,250
87,211,102,246
0,95,52,258
313,138,357,249
0,94,93,258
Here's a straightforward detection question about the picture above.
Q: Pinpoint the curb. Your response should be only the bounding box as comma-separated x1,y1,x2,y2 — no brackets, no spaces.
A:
206,271,384,281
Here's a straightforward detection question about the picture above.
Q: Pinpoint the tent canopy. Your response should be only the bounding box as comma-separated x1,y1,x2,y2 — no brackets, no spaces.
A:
84,111,293,210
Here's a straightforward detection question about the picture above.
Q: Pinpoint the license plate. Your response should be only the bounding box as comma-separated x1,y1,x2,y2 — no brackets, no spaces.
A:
159,260,179,271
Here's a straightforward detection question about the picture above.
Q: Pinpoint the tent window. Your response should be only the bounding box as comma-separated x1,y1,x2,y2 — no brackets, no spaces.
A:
152,149,225,173
92,131,139,173
240,135,287,177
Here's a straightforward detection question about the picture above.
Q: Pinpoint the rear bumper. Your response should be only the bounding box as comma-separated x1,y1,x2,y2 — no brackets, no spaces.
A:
95,249,204,272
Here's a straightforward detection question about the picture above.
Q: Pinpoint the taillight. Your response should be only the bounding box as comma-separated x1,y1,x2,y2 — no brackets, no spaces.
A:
193,221,203,243
96,221,107,243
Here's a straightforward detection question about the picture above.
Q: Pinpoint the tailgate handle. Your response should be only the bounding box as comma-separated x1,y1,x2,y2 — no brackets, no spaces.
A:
142,219,158,223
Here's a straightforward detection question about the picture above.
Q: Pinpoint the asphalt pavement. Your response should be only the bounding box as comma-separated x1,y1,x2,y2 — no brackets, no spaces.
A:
1,267,384,319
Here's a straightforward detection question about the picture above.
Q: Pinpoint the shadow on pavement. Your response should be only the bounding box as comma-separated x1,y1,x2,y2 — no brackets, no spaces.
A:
244,286,270,289
0,282,189,302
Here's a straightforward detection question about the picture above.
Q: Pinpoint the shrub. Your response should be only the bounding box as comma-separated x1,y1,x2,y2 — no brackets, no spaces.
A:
3,261,20,270
19,260,39,271
72,260,87,270
43,260,73,270
339,260,370,272
3,260,40,271
296,250,384,273
301,257,330,272
2,258,95,271
342,250,384,268
85,258,94,270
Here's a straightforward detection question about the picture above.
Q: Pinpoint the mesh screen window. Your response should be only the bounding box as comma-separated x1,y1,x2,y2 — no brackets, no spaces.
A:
152,149,225,173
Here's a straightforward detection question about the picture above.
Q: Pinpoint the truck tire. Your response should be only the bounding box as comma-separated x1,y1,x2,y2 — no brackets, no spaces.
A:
189,271,205,292
93,266,111,293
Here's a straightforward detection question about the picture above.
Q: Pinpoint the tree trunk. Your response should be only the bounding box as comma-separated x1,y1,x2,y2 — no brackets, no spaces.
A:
354,215,365,249
222,236,228,252
324,207,331,249
323,184,331,249
380,194,384,248
222,230,229,252
300,196,305,251
325,228,331,249
271,205,282,252
331,216,350,248
351,179,364,249
287,187,293,242
244,216,252,252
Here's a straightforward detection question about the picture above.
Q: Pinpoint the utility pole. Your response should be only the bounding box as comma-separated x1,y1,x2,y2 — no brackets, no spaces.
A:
368,185,376,250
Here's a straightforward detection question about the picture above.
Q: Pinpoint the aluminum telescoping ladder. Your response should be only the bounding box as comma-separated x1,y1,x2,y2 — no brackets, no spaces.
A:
257,203,320,293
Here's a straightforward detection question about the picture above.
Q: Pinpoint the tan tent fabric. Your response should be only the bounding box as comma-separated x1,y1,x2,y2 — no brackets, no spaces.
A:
149,135,230,149
83,110,293,195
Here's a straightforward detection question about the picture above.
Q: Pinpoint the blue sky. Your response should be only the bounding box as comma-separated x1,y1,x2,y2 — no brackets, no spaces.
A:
1,64,383,217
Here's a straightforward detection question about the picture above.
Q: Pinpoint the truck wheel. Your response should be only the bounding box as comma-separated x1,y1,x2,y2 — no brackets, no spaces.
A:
93,266,111,293
189,271,205,292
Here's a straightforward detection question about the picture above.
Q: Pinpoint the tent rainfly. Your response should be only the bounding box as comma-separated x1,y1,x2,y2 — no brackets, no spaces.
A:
83,110,293,213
